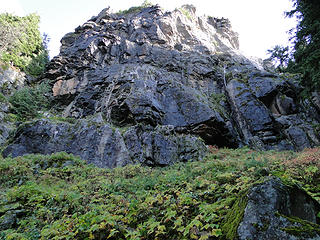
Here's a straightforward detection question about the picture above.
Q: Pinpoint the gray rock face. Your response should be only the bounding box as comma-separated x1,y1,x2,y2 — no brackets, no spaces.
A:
0,97,15,146
227,70,319,150
2,4,320,167
227,79,273,133
0,63,25,96
275,115,320,151
123,124,206,166
238,177,320,240
2,118,206,168
0,63,26,146
44,4,319,152
45,5,243,148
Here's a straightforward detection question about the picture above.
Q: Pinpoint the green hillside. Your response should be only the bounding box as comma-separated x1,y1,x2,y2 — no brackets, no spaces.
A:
1,147,319,239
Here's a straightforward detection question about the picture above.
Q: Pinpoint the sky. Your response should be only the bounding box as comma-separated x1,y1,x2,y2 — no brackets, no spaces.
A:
1,0,297,59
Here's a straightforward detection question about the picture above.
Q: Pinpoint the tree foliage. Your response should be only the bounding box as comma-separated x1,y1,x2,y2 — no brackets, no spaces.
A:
267,1,320,92
267,45,290,72
286,0,320,91
0,13,49,77
9,82,50,121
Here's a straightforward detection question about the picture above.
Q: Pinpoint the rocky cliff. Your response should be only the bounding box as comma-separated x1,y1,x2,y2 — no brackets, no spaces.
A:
2,4,320,166
2,4,320,240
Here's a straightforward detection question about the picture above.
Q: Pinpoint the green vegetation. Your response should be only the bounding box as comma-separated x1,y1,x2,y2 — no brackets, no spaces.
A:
8,82,50,121
268,0,320,93
0,13,49,77
267,45,290,72
210,93,228,117
286,0,320,92
0,92,7,103
1,147,320,239
116,0,153,15
47,116,77,124
179,8,192,21
279,214,320,238
221,193,248,240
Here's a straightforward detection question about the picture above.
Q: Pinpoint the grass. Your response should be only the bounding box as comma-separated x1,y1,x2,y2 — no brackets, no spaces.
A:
0,147,320,239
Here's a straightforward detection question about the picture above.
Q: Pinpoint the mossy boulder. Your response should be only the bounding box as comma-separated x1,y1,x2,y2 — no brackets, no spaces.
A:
238,177,320,240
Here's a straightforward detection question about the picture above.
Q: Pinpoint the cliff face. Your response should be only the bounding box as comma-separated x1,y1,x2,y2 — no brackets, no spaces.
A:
3,4,320,166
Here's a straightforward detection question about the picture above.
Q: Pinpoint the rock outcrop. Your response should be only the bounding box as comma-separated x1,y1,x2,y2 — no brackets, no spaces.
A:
238,177,320,240
2,116,206,168
0,62,25,96
2,4,320,166
0,98,14,146
0,63,25,146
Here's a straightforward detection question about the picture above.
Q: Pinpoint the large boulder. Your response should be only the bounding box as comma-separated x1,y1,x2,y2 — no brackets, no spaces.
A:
2,117,206,168
238,177,320,240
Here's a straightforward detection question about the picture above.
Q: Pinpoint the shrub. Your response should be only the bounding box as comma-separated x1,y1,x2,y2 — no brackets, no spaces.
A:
9,82,50,121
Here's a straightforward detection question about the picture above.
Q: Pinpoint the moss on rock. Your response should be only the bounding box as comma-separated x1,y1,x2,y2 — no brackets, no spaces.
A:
221,191,248,240
279,214,320,238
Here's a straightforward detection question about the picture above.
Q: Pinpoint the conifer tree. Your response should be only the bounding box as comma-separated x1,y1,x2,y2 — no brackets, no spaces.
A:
0,13,49,77
287,0,320,91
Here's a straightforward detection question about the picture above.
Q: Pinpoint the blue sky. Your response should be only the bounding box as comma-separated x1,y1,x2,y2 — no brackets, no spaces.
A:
2,0,297,59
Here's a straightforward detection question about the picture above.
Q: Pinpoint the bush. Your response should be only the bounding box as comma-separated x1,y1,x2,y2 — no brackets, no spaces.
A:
24,49,50,77
9,82,50,121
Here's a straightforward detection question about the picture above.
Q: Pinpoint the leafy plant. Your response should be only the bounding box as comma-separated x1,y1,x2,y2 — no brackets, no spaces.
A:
210,93,227,117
